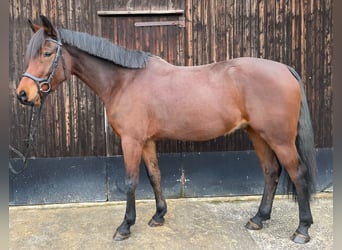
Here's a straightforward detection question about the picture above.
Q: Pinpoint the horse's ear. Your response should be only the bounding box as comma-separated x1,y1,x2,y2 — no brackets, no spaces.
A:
28,19,40,33
40,15,57,38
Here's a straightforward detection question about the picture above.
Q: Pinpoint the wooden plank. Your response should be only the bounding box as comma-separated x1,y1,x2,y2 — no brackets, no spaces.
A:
97,9,184,16
225,0,234,59
185,0,193,66
202,0,209,63
134,19,185,27
209,0,216,62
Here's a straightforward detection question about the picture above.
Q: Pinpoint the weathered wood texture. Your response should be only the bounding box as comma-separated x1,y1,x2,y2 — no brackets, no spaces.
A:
9,0,332,158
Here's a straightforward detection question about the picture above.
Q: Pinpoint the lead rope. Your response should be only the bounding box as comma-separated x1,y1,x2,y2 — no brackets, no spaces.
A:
9,97,45,175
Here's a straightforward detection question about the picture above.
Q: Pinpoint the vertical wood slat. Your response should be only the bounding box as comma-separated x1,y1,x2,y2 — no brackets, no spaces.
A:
9,0,333,158
185,0,193,66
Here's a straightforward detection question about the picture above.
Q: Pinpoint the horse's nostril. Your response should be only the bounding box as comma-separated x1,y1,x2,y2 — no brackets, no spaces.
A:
17,90,28,102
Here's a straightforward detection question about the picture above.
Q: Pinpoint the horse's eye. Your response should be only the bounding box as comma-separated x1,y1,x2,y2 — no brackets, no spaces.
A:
43,52,52,57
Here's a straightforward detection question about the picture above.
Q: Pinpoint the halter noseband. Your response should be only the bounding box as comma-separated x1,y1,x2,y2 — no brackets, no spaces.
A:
22,31,66,97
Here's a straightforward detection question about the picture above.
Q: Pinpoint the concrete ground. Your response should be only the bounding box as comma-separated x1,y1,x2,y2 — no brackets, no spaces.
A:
9,193,332,250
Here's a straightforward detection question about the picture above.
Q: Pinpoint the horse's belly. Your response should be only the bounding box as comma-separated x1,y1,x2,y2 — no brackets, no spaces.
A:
147,74,244,141
156,114,247,141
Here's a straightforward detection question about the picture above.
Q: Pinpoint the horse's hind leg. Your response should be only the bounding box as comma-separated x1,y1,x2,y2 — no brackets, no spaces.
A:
245,128,282,230
142,140,167,227
272,144,313,243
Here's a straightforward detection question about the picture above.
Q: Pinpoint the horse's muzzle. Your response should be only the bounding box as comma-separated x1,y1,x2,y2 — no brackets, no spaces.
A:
17,90,37,106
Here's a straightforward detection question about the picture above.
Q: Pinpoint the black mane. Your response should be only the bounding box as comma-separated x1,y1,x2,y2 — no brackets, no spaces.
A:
26,28,150,69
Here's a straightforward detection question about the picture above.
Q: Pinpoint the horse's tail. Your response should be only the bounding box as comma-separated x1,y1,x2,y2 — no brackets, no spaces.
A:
285,66,317,199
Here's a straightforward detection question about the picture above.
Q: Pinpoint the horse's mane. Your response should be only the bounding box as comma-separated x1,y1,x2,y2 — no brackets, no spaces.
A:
26,28,150,69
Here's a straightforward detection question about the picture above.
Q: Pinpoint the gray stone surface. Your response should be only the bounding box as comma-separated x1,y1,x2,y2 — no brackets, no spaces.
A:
9,194,333,250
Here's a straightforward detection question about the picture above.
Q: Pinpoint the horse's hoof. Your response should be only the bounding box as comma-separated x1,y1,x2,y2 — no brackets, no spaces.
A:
290,231,310,244
113,230,130,241
245,219,263,230
148,218,164,227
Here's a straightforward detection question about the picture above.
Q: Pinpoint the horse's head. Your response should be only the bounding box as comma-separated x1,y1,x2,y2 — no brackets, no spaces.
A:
16,15,69,106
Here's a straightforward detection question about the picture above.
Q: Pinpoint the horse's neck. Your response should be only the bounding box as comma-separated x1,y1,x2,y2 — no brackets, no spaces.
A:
67,46,134,105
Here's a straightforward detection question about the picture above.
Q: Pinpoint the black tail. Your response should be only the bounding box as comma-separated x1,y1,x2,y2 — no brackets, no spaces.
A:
285,67,317,199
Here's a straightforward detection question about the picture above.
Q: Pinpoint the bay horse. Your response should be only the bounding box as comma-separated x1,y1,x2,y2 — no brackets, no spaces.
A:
16,15,316,244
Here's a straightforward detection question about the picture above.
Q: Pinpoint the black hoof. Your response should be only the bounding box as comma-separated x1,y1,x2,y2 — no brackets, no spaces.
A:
245,219,263,230
148,218,164,227
290,231,310,244
113,230,131,241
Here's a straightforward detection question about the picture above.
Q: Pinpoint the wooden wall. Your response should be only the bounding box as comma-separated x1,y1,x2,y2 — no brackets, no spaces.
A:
9,0,332,158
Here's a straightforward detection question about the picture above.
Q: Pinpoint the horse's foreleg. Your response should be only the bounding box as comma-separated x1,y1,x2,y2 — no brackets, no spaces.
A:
113,137,143,241
245,129,281,230
142,140,167,227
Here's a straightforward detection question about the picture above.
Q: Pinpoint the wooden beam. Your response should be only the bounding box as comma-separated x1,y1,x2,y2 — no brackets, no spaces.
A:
97,10,184,16
134,18,185,28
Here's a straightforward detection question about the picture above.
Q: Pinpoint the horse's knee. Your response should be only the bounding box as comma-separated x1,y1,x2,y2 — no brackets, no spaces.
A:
125,175,137,190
